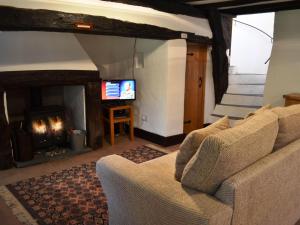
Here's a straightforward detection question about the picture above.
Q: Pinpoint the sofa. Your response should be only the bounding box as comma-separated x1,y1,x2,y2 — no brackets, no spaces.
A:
96,105,300,225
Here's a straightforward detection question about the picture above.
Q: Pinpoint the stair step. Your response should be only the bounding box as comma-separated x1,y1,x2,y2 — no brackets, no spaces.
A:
219,104,260,109
213,104,256,119
232,73,267,76
221,94,263,107
227,84,264,95
211,113,243,120
229,74,266,85
209,114,242,127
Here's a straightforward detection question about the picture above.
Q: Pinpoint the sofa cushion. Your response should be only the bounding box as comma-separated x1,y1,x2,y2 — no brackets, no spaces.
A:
235,105,272,126
245,104,271,118
175,116,230,181
181,110,279,194
272,104,300,150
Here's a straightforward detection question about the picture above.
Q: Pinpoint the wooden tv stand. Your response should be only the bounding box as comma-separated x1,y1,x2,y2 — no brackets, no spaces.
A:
102,104,134,145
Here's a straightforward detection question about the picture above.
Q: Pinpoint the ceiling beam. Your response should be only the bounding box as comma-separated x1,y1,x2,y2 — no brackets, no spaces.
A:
220,1,300,14
0,6,211,44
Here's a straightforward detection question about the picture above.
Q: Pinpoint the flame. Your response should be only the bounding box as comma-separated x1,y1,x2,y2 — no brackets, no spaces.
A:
32,120,47,134
49,116,63,132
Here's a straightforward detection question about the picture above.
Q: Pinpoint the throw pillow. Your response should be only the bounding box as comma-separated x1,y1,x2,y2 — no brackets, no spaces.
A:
272,104,300,150
181,110,279,194
175,116,230,181
235,104,272,126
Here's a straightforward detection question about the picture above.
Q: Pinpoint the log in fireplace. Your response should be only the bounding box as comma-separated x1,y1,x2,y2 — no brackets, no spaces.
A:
0,70,103,169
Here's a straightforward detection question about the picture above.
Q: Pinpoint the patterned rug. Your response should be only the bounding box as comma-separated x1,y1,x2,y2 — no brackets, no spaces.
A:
0,145,167,225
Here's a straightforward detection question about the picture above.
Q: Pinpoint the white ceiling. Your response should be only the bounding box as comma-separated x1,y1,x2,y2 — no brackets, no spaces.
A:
182,0,300,14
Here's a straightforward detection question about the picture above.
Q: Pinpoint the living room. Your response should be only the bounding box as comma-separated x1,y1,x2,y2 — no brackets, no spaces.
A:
0,0,300,225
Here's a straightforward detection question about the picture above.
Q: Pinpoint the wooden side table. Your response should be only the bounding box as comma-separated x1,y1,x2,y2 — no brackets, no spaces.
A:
283,93,300,106
102,104,134,145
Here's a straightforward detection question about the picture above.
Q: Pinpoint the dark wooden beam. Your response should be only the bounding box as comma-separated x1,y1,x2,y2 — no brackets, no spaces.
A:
98,0,206,18
0,70,100,88
0,6,211,44
85,82,102,150
221,1,300,15
207,10,231,104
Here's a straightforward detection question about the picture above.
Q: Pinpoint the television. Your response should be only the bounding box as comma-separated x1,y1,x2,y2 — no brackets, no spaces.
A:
101,79,136,101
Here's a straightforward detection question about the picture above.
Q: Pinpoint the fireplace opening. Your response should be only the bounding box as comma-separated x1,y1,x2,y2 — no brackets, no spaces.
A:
7,85,88,166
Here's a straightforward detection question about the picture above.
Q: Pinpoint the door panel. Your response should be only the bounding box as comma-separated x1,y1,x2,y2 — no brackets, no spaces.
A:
184,43,207,134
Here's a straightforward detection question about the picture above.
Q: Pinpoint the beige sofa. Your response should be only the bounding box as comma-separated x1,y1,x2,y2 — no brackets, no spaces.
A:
96,107,300,225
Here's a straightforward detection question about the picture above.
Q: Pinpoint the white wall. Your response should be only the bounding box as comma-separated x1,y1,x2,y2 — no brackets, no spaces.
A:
64,86,86,131
76,34,135,79
133,39,187,136
230,13,274,74
133,40,170,136
264,10,300,106
164,40,186,136
204,47,215,124
1,0,212,38
0,32,97,71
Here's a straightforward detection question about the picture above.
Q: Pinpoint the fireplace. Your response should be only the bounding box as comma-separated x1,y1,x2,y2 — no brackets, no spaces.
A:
0,70,102,169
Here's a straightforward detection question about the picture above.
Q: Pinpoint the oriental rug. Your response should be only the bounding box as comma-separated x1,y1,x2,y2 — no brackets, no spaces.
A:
0,145,167,225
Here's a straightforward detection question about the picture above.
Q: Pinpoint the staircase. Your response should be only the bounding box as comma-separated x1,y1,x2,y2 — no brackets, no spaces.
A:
209,14,274,125
210,69,266,125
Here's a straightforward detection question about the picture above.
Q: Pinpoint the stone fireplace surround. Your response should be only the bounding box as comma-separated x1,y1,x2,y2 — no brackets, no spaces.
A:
0,70,102,169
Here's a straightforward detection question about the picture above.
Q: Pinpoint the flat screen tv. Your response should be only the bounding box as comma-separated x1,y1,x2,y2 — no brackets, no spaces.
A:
101,79,136,101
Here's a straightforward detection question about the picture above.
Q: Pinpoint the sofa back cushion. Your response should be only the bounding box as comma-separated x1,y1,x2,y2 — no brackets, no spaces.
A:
272,104,300,150
215,139,300,225
234,104,271,126
181,110,279,194
175,116,230,181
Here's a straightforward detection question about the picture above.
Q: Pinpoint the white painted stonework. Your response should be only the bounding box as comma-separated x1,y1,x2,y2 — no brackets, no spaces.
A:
230,13,274,74
264,10,300,106
0,32,97,71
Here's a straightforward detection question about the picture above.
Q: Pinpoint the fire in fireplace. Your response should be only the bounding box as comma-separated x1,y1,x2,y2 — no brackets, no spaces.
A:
32,119,47,134
49,116,64,133
32,116,64,135
27,106,67,150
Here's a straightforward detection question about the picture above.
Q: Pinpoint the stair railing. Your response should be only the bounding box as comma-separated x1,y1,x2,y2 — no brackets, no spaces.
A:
233,19,273,64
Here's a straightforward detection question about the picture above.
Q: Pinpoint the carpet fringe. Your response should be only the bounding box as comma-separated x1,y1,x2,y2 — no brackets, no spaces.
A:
0,186,38,225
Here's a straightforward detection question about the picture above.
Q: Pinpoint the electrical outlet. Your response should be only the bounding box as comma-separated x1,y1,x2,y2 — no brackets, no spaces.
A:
181,33,188,39
141,115,148,122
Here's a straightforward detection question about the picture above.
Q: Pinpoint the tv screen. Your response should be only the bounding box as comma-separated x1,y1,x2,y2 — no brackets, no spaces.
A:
101,79,136,101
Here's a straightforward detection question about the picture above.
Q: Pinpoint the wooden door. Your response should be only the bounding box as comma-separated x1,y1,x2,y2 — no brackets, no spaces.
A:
183,43,207,134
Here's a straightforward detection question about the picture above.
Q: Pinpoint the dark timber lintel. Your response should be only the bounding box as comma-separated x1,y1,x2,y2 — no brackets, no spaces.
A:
0,6,211,44
0,70,100,88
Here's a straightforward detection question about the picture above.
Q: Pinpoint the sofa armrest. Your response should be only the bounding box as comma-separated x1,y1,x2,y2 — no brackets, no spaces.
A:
96,155,232,225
